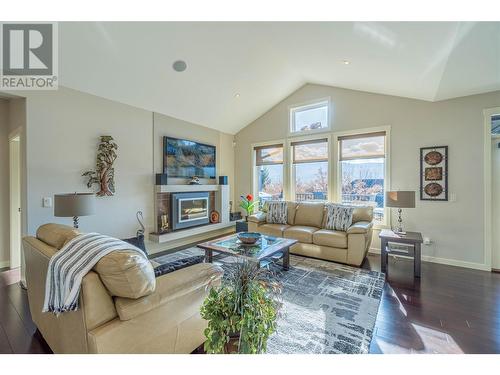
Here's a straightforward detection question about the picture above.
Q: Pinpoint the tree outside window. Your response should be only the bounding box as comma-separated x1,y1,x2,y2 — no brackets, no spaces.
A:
339,133,386,222
292,139,328,201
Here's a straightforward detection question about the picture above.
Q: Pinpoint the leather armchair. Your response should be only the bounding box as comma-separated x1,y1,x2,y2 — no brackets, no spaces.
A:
23,224,223,354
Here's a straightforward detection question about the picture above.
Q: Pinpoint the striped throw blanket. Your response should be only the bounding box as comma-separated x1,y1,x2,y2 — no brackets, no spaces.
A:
43,232,147,315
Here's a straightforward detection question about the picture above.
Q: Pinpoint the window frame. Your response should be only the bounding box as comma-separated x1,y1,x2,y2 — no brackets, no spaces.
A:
287,133,332,202
251,139,288,207
332,126,391,229
288,97,331,137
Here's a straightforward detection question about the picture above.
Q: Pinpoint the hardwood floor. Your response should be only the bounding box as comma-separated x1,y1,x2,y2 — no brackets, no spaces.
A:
364,255,500,354
0,268,52,354
1,254,499,354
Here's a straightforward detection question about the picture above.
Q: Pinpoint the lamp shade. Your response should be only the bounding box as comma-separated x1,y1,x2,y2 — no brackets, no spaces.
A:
54,193,96,217
385,191,415,208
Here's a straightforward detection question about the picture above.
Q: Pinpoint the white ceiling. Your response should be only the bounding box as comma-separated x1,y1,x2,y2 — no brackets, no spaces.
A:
59,22,500,134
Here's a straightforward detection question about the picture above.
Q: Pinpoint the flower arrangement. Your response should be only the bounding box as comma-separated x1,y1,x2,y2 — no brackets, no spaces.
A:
239,194,258,220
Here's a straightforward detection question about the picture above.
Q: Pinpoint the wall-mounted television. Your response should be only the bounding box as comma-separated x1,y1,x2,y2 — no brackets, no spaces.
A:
163,137,216,179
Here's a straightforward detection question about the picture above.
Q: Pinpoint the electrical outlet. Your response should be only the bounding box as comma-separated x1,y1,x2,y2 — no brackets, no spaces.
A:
42,197,52,208
450,193,457,202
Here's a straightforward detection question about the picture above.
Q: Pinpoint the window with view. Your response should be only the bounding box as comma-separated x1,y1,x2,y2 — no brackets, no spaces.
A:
290,100,329,134
338,132,386,223
254,144,284,205
292,139,328,201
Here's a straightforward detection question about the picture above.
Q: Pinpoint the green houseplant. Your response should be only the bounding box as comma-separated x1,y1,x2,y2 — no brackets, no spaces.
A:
239,194,258,221
200,260,281,354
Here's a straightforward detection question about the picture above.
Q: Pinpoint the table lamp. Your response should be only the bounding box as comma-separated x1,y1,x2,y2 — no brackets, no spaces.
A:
54,193,96,229
385,191,415,235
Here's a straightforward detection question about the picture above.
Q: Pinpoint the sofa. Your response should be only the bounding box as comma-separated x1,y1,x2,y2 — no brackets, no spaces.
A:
22,223,223,354
248,202,374,266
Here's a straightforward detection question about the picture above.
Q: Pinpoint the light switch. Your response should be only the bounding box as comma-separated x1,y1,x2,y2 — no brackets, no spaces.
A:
43,197,52,208
449,193,457,202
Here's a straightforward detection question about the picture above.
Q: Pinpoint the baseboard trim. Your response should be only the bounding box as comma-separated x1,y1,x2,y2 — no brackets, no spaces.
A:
0,260,10,269
368,248,490,272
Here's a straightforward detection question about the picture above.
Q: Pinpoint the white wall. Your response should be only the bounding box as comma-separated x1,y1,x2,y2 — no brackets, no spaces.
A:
0,99,9,267
235,83,500,270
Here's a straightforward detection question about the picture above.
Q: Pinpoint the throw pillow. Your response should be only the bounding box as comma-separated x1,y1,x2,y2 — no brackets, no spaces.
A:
324,203,355,231
266,201,288,224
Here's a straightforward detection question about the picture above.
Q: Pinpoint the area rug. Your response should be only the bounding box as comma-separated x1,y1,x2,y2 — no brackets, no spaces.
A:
153,248,385,354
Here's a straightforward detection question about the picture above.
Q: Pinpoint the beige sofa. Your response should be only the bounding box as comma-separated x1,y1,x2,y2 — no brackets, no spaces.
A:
22,223,223,354
248,202,374,266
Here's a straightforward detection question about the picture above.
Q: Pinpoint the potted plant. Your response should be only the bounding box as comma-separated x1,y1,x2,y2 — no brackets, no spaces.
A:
239,194,258,222
200,260,281,354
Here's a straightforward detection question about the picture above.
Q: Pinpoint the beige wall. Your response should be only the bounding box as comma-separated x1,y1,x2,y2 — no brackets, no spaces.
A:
23,88,154,238
0,99,9,266
235,83,500,269
1,88,235,249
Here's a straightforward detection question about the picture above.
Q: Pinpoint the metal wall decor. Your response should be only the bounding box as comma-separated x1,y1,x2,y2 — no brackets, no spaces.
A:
420,146,448,201
83,135,118,196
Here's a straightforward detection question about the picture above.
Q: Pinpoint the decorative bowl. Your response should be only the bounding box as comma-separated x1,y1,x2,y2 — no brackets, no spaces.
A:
237,232,261,245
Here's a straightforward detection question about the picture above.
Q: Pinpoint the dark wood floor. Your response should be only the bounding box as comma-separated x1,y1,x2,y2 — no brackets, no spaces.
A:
364,255,500,354
1,254,499,354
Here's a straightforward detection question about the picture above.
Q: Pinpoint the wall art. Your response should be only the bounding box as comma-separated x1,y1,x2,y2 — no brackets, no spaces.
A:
420,145,448,201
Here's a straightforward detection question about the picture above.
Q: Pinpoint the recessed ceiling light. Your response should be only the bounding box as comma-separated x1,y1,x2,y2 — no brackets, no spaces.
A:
342,60,350,65
234,93,240,98
172,60,187,72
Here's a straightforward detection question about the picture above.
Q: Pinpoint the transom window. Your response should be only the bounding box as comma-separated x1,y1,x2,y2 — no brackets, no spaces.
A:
254,144,284,204
290,100,330,135
292,138,328,201
338,132,386,223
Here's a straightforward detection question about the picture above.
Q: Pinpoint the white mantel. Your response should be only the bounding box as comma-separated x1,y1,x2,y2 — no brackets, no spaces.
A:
156,184,219,193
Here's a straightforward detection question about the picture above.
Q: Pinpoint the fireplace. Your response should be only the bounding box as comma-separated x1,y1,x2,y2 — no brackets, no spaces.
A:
171,192,210,230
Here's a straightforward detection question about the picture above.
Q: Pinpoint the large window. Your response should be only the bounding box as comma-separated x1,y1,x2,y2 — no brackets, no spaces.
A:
338,132,386,223
290,100,330,135
254,144,284,204
292,138,328,201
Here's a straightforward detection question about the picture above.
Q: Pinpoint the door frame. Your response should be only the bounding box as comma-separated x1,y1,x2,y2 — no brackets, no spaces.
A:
8,127,22,269
483,107,500,271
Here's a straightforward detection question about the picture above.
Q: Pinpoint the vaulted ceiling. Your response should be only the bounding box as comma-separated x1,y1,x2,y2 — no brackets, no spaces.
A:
59,22,500,134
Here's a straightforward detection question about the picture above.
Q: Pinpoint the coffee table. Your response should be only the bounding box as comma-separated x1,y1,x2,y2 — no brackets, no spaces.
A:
197,233,297,270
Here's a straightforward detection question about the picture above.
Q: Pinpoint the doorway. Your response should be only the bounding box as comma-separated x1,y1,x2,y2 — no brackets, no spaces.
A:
9,132,21,270
486,108,500,271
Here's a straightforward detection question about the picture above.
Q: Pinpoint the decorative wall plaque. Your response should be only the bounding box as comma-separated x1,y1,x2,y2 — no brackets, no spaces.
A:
82,135,118,196
420,146,448,201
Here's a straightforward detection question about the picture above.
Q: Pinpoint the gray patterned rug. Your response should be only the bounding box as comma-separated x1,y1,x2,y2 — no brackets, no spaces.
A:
153,248,385,354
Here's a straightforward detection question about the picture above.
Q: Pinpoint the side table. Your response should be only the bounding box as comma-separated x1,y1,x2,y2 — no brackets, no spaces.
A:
379,229,423,278
235,220,248,233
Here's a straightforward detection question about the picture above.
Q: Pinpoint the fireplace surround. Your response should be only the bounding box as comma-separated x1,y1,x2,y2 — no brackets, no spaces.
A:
151,184,232,244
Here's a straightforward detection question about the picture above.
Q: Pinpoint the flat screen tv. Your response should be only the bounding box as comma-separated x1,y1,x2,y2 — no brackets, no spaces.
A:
163,137,216,179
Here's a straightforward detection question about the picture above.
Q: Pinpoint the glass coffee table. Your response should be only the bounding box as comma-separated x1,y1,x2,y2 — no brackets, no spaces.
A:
197,233,297,270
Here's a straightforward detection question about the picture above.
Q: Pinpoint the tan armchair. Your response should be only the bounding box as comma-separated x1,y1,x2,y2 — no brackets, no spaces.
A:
23,224,223,354
248,202,374,266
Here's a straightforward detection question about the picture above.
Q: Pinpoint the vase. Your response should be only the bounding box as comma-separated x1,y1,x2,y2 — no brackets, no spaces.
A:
224,334,240,354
